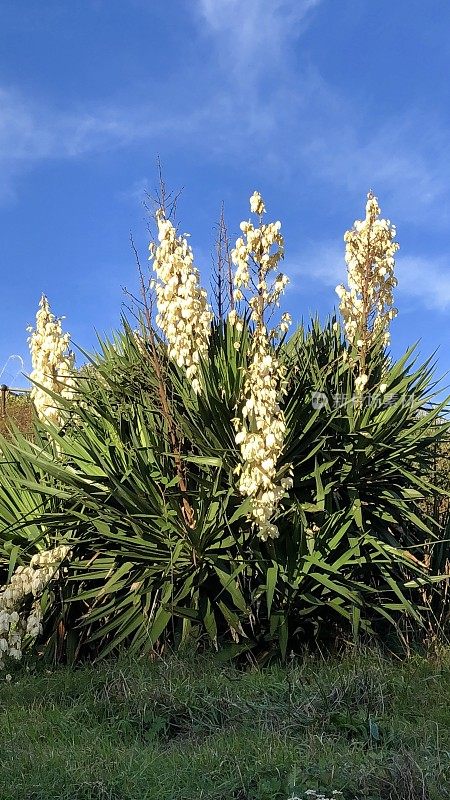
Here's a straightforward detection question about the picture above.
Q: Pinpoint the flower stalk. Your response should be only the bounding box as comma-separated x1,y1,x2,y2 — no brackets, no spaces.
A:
28,295,75,426
231,192,293,540
336,192,399,391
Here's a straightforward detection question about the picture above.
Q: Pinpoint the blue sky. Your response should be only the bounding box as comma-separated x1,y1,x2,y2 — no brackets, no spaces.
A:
1,0,450,388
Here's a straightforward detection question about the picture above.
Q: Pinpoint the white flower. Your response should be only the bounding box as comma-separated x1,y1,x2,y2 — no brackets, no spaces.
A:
337,192,399,389
149,211,212,394
354,373,369,393
0,545,70,669
337,193,399,351
28,295,75,427
230,192,289,344
249,191,266,215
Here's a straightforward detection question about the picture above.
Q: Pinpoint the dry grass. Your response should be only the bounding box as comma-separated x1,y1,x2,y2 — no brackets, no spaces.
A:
0,392,34,439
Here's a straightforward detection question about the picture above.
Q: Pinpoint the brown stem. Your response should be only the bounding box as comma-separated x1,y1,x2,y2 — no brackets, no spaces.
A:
359,224,373,379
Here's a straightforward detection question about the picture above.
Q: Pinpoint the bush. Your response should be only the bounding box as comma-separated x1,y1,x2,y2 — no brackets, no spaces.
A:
0,190,449,665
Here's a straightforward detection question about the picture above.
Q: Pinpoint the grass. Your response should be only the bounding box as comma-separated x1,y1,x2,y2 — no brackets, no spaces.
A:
0,647,449,800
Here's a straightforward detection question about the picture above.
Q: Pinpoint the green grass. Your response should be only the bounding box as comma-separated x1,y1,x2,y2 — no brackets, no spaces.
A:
0,647,449,800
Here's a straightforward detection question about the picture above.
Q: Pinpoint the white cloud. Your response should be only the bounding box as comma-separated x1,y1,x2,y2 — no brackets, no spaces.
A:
304,112,450,228
289,237,450,313
285,240,343,290
396,254,450,311
193,3,450,235
0,86,213,202
117,177,151,204
0,88,141,162
197,0,321,82
198,0,320,38
2,0,450,254
0,88,142,200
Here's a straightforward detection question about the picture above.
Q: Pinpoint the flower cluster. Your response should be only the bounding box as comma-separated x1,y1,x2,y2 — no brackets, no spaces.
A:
231,191,289,339
336,192,399,388
150,210,213,394
234,328,293,540
28,295,75,426
0,545,69,670
231,193,292,541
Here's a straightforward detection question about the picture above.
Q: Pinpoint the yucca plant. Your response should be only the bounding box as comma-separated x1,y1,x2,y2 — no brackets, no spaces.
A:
2,312,445,662
1,188,449,665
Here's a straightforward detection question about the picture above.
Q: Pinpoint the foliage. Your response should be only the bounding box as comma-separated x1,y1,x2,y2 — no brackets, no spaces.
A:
0,313,448,662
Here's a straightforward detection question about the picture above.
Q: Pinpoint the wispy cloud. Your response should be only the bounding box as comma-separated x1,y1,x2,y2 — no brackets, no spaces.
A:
3,0,450,252
197,0,321,83
116,177,151,204
304,111,450,228
396,253,450,311
0,86,214,202
285,240,343,290
194,2,450,235
0,87,143,162
0,87,144,200
289,237,450,313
